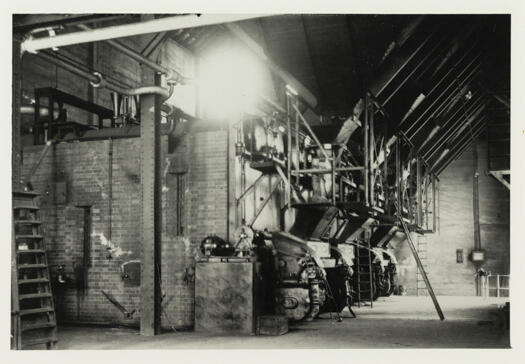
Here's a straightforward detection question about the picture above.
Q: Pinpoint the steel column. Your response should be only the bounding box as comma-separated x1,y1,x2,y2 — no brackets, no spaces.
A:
292,104,330,161
140,75,162,336
369,99,375,207
396,138,401,214
364,94,369,206
286,95,292,207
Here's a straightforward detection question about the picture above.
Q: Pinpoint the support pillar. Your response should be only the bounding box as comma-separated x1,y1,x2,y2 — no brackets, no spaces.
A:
140,74,162,336
13,34,22,189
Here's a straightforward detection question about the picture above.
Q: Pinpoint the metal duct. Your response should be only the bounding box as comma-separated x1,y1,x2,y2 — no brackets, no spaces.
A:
21,14,268,54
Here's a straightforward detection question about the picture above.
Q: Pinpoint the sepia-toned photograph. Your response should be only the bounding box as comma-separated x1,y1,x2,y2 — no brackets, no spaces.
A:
9,9,514,351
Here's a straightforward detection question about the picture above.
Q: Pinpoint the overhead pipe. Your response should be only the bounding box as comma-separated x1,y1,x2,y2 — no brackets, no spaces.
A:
424,100,487,160
402,51,482,129
418,92,485,155
404,60,482,135
406,67,480,138
21,14,268,54
380,16,426,64
37,51,174,100
432,115,487,167
400,44,482,127
436,125,486,176
382,28,452,105
431,26,477,78
78,120,177,141
339,24,437,163
434,120,486,175
371,30,435,98
366,35,481,161
411,87,482,143
75,24,189,84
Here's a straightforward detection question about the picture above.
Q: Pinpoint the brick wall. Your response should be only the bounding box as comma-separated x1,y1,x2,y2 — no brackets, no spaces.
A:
161,128,228,328
394,138,510,296
21,126,227,328
22,139,141,324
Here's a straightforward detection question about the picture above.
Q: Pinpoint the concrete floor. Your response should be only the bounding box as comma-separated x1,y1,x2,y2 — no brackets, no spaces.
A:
54,296,510,349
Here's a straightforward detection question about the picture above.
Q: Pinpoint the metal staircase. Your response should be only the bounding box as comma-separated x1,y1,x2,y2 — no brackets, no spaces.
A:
12,190,57,350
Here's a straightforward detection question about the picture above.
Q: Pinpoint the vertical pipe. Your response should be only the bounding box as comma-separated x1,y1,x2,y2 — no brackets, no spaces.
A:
34,90,41,145
82,206,92,286
227,125,231,236
416,157,422,226
331,157,336,205
295,99,300,183
383,133,389,213
485,275,489,298
432,175,436,232
88,42,97,126
286,95,292,207
108,138,113,255
239,121,246,225
472,138,482,295
253,174,257,222
437,179,440,233
227,119,237,241
496,275,500,297
473,139,481,250
369,98,375,207
396,138,401,214
49,95,55,141
364,94,369,206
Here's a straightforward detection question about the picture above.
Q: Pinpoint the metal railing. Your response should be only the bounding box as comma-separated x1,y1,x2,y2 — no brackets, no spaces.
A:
482,274,510,298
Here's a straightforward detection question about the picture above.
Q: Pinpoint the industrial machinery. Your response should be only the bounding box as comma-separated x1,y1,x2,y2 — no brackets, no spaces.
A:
374,248,398,297
253,231,353,321
198,228,354,323
350,243,398,301
267,231,327,321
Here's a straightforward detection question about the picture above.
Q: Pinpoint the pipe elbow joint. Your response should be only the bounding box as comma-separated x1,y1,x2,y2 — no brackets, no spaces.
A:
90,72,105,89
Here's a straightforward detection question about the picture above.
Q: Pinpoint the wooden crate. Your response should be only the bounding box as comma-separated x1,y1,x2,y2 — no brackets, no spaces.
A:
256,315,288,336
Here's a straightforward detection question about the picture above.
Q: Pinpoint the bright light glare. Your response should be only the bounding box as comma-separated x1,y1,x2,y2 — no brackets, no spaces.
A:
285,84,298,96
199,45,264,120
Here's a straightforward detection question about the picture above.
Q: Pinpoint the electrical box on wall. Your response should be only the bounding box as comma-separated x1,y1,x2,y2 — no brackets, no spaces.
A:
456,249,464,263
471,250,486,262
121,261,141,286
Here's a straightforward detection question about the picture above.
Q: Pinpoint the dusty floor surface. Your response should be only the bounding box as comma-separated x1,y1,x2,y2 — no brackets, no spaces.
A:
53,296,510,349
